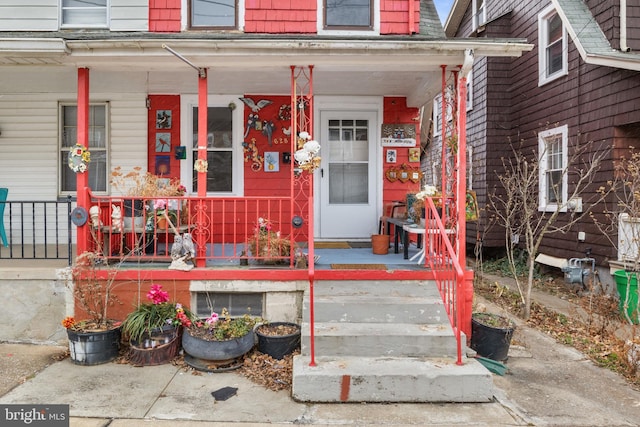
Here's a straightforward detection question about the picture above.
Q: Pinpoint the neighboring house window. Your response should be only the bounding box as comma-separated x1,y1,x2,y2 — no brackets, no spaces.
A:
189,0,236,28
192,106,234,193
538,5,568,85
60,103,109,194
538,125,568,211
60,0,108,28
324,0,372,29
472,0,486,31
467,145,473,189
465,70,473,111
433,95,442,137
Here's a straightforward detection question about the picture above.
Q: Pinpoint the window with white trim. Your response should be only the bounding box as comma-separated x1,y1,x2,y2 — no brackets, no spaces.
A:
192,106,234,193
60,0,108,28
60,103,109,194
433,95,442,137
538,125,568,211
472,0,486,31
324,0,373,30
538,5,568,85
466,70,473,111
189,0,237,29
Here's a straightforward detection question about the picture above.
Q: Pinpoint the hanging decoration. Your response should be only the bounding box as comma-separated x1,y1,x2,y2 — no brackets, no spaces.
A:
294,131,321,172
68,144,91,173
242,138,264,171
193,159,208,173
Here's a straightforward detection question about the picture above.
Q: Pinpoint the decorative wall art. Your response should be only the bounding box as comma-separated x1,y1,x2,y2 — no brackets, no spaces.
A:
155,155,171,175
156,133,171,152
386,149,397,164
242,138,264,171
385,163,422,183
408,147,420,162
156,110,172,129
381,123,417,146
264,152,280,172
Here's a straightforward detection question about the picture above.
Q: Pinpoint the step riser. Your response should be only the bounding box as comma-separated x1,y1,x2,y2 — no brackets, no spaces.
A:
300,335,458,358
311,281,442,298
292,356,494,403
304,298,446,324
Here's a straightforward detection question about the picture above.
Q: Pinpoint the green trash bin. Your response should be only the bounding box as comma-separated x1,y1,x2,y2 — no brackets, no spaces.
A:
613,270,639,324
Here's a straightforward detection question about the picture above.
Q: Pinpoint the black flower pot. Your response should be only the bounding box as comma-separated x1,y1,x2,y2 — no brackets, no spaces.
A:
470,313,515,362
256,322,301,359
67,327,121,366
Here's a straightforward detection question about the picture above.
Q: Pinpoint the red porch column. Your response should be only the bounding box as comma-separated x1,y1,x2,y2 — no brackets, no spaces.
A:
76,67,90,256
195,70,208,267
457,72,471,339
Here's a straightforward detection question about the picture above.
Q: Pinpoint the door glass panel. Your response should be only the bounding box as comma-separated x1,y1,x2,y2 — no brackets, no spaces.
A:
327,119,369,204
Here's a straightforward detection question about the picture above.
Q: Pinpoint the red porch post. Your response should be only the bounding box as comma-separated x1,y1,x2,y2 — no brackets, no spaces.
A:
76,67,90,256
195,69,208,267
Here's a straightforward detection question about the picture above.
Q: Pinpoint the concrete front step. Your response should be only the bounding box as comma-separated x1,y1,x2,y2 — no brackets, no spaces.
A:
304,294,447,324
301,322,459,358
292,355,494,403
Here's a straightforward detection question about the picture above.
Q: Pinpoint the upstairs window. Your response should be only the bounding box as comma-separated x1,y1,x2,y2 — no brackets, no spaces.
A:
472,0,486,31
538,125,568,211
325,0,372,29
190,0,237,29
538,5,568,85
61,0,108,28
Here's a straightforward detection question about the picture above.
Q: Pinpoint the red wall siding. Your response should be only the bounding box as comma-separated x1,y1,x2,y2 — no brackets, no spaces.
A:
149,0,181,33
381,0,420,34
245,0,317,33
382,97,421,206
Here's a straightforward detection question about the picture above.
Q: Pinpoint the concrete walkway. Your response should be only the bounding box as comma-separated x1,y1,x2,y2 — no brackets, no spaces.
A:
1,283,640,426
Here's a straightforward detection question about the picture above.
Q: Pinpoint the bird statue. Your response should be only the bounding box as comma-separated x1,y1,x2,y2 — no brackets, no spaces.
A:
170,235,184,260
239,97,273,113
182,233,196,260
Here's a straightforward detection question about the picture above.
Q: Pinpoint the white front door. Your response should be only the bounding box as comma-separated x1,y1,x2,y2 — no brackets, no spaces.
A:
316,109,379,239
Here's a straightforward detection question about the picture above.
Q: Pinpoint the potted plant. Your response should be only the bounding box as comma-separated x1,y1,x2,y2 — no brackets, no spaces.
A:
121,284,195,365
470,312,516,362
182,308,263,369
255,322,301,359
61,251,124,365
247,217,291,264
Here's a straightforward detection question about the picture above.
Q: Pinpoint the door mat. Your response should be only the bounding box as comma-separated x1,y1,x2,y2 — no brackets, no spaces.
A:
314,241,351,249
331,264,387,270
348,241,372,248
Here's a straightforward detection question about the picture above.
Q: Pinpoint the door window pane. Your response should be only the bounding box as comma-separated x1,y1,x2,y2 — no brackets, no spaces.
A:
327,118,369,204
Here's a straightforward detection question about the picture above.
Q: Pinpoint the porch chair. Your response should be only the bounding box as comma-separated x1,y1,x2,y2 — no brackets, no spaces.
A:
0,188,8,247
378,201,406,234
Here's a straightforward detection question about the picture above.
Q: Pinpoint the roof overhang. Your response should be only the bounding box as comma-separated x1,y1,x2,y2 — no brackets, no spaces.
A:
0,36,532,107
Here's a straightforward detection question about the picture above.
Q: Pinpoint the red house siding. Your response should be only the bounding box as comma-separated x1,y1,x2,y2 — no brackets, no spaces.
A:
381,0,420,34
245,0,317,33
382,97,421,206
149,0,181,33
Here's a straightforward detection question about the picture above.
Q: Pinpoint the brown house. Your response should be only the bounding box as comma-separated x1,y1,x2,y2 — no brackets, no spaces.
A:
435,0,640,277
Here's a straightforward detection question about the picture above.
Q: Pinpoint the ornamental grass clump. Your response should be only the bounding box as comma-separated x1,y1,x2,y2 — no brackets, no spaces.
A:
122,284,195,343
247,217,291,264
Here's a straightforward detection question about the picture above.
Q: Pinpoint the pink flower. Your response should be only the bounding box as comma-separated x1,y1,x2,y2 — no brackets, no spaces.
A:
205,312,219,326
153,199,167,210
147,284,169,304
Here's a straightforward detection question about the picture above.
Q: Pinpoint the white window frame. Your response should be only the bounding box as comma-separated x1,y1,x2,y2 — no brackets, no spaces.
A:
433,95,442,137
472,0,486,31
59,102,109,195
318,0,379,35
466,70,473,112
60,0,109,29
180,95,244,196
538,124,568,212
467,145,473,189
538,4,568,86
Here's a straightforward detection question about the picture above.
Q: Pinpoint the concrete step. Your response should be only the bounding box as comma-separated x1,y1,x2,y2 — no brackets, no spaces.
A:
292,355,494,403
311,280,442,298
300,322,458,358
304,293,447,324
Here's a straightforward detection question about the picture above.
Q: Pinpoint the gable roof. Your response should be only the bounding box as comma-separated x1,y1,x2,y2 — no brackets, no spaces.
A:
551,0,640,71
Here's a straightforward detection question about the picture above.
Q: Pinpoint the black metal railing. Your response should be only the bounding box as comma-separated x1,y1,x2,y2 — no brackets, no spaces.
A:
0,196,73,265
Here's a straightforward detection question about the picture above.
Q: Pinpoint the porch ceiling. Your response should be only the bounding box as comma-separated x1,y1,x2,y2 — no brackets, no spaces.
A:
1,37,532,108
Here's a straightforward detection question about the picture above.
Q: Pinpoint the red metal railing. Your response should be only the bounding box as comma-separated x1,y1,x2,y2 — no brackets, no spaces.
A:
86,189,298,266
423,196,465,365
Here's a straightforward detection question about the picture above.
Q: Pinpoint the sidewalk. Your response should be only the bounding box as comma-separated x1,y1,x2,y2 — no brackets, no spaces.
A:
1,282,639,426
